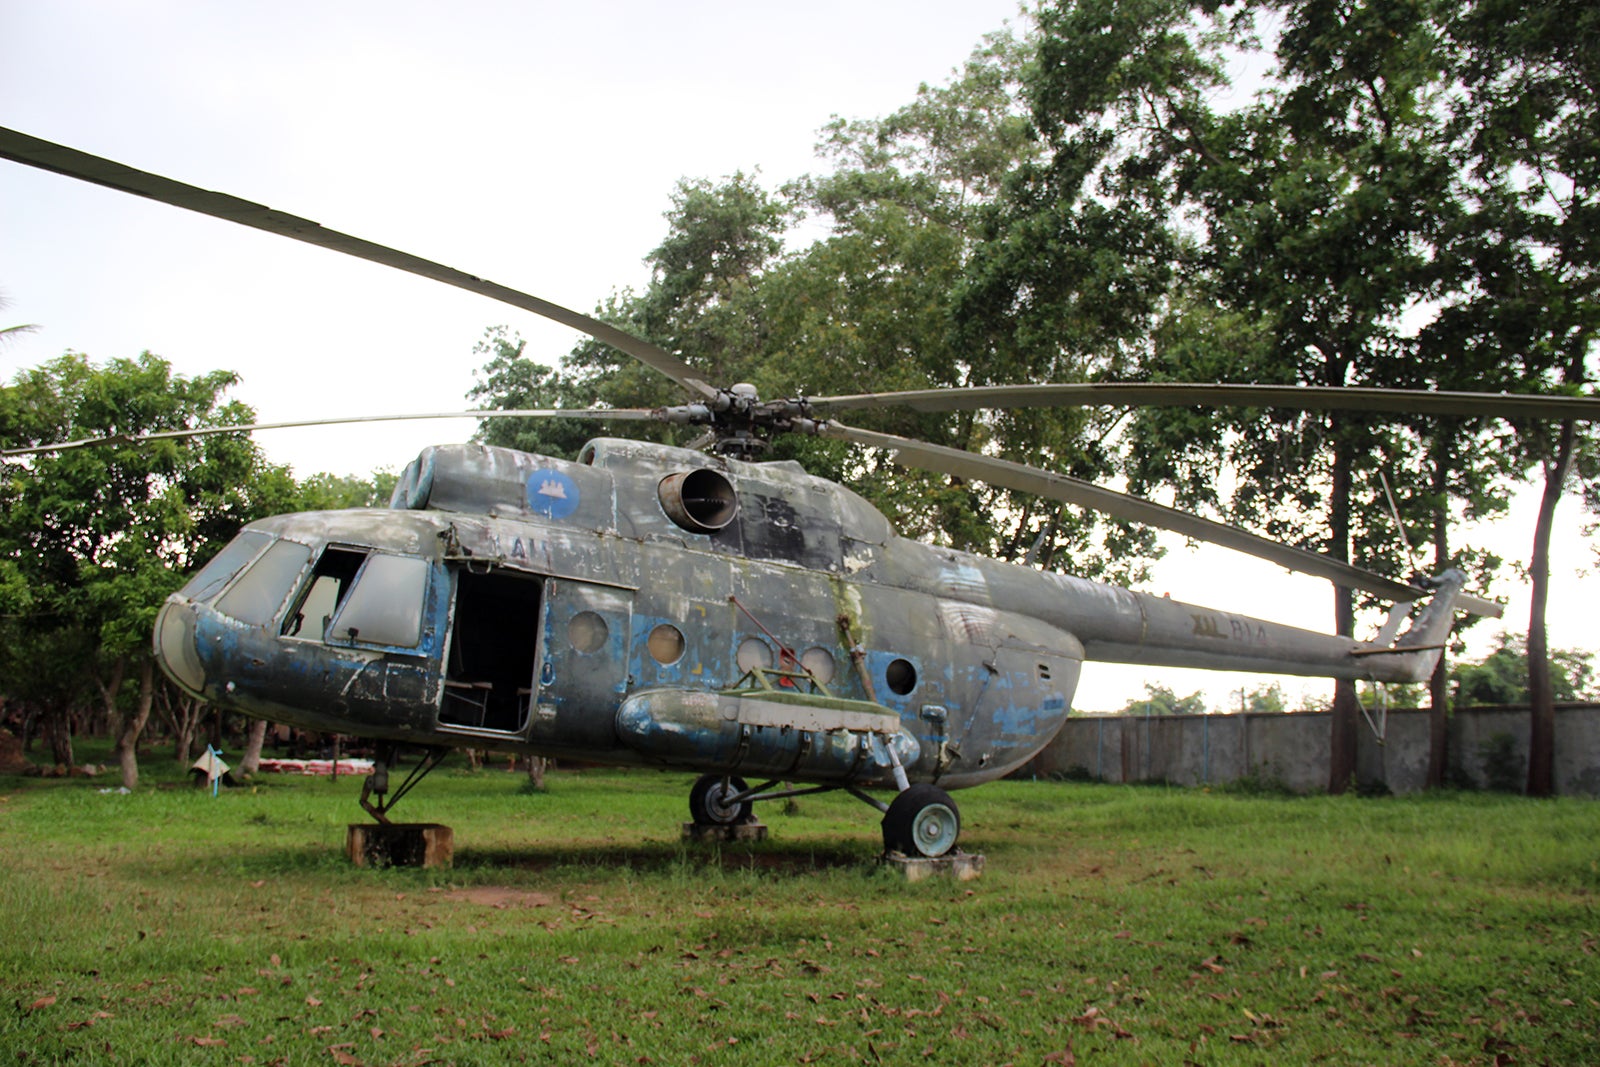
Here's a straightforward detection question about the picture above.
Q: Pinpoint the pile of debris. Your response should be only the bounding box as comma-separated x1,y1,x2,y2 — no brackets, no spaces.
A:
0,730,109,778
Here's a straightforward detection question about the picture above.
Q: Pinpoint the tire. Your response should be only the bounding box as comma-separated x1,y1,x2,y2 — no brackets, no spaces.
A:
881,783,960,858
689,774,753,826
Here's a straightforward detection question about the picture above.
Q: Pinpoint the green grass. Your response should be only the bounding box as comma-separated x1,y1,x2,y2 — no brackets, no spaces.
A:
0,758,1595,1065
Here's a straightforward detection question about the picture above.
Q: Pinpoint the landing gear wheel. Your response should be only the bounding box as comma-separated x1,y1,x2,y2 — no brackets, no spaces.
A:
689,775,753,826
882,784,960,858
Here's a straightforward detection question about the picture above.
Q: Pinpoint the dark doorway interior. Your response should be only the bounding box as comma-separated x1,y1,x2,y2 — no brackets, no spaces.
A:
440,568,542,733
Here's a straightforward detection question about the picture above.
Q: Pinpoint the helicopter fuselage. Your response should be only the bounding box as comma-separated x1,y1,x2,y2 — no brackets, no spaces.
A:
152,438,1456,792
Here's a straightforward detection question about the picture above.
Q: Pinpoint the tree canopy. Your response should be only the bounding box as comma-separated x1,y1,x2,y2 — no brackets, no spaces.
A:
0,352,394,784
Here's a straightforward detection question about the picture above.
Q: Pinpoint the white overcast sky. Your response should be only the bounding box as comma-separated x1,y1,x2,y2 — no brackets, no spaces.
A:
2,0,1593,710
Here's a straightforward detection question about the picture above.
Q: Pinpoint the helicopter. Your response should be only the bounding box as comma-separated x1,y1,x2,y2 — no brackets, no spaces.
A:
5,127,1597,859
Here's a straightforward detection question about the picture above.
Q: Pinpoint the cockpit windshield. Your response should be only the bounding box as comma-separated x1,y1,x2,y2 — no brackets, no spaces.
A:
214,539,312,625
198,534,431,651
178,530,273,603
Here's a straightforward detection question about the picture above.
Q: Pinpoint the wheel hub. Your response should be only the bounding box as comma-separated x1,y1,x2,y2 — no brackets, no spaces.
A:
705,783,743,823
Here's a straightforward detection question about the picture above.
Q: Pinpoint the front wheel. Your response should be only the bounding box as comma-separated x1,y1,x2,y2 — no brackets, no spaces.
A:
882,783,960,858
689,774,753,826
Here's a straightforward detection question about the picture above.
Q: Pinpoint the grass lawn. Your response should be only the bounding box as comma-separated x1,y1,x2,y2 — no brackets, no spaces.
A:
0,752,1595,1065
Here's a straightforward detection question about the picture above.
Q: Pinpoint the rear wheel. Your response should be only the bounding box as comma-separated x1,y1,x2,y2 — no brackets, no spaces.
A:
689,774,753,826
882,783,960,858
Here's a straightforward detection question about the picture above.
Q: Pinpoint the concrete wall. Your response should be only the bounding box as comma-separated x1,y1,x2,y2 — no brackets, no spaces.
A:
1016,704,1600,796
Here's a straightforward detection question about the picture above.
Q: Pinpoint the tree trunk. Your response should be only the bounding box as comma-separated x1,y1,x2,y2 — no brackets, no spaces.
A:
115,658,156,790
95,654,127,743
1327,434,1358,794
1526,421,1573,797
238,719,268,776
18,704,38,751
1426,441,1451,790
161,688,206,763
43,705,74,769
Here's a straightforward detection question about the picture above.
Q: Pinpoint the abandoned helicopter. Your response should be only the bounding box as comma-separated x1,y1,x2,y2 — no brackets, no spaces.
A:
5,127,1596,859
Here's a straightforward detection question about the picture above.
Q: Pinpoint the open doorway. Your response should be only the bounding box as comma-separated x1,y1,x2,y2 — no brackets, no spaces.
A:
440,567,542,734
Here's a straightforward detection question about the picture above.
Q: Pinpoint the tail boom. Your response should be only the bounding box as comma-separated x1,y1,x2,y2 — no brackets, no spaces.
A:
1067,570,1471,685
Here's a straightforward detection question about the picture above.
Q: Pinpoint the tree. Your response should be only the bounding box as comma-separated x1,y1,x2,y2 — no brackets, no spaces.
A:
1121,683,1209,716
989,0,1586,795
767,21,1162,574
1144,0,1481,793
1428,0,1600,794
1452,633,1595,706
0,352,293,787
471,25,1163,578
472,172,789,460
1237,683,1287,715
294,469,399,510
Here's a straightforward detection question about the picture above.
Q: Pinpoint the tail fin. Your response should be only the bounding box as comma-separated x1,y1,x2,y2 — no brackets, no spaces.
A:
1352,570,1479,683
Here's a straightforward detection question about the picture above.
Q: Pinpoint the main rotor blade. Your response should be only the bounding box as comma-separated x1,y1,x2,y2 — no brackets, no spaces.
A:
819,419,1501,616
810,382,1600,421
0,408,659,458
0,127,718,402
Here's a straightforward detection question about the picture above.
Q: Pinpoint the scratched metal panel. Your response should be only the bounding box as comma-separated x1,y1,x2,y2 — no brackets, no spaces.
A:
531,580,634,751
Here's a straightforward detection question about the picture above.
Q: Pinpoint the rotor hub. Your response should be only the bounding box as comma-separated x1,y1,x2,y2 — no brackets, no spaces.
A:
657,385,817,457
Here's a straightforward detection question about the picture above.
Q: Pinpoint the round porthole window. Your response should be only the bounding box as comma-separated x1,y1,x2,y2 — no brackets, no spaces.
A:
885,657,918,695
800,647,836,684
568,611,609,654
647,623,686,665
736,636,774,674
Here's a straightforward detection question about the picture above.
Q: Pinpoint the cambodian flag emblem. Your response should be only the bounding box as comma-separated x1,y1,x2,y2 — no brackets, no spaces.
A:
526,469,581,519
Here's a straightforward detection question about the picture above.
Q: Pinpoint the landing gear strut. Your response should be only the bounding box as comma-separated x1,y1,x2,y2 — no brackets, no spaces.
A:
359,744,448,824
683,772,964,859
348,744,454,868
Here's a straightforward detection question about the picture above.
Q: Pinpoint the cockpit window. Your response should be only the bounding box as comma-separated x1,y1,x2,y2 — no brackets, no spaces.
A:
281,548,429,649
326,554,430,648
282,547,365,641
214,539,312,625
178,530,272,603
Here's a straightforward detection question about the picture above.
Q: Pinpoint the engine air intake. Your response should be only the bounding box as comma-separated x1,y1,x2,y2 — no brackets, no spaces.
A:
659,469,738,532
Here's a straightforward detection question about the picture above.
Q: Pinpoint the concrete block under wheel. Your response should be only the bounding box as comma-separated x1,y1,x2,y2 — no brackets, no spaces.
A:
882,851,985,882
347,823,454,868
682,822,769,843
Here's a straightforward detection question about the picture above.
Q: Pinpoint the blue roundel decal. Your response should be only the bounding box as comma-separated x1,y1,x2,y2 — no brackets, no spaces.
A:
526,469,580,520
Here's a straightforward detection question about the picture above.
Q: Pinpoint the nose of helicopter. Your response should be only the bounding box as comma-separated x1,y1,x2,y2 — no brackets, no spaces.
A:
153,597,208,696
